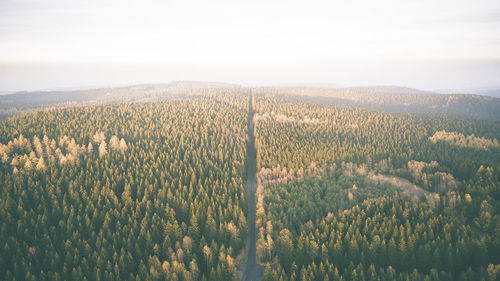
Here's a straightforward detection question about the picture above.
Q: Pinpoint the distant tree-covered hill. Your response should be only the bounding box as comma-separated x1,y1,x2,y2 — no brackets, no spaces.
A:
0,81,241,120
254,87,500,119
2,83,500,120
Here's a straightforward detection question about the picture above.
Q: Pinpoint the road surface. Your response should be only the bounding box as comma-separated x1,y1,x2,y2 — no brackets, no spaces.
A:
242,90,264,281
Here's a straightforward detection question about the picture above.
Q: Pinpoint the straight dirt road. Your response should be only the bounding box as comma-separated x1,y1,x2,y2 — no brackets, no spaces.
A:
242,90,263,281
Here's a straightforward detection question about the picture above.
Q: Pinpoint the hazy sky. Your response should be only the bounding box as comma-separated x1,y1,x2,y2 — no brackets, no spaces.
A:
1,0,500,91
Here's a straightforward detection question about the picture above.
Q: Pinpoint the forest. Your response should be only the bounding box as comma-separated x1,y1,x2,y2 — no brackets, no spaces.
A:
2,84,500,121
0,92,249,280
0,87,499,280
253,95,500,280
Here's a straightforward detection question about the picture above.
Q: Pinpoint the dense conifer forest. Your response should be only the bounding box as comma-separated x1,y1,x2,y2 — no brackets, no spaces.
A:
0,88,499,280
0,93,249,280
253,95,500,280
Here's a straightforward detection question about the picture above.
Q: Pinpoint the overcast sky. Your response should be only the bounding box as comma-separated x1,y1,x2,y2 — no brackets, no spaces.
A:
1,0,500,91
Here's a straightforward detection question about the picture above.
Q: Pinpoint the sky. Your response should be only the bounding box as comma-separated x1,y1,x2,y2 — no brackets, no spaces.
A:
0,0,500,91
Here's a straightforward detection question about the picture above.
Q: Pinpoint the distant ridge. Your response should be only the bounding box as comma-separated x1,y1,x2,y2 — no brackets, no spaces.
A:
167,80,241,89
277,82,343,88
0,80,241,109
257,86,500,119
467,88,500,98
1,81,500,120
0,81,243,120
345,85,434,95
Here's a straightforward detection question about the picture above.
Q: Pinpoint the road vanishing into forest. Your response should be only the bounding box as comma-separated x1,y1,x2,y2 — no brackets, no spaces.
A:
242,90,264,281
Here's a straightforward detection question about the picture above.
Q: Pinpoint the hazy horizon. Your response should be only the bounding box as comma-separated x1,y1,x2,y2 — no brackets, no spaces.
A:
1,0,500,92
2,59,500,93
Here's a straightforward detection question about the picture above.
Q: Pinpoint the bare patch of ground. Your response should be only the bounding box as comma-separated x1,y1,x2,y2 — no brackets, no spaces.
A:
368,172,440,207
